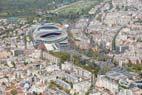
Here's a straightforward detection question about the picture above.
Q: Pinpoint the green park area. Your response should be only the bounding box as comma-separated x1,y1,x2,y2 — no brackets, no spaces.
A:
126,61,142,73
50,51,100,75
52,0,98,16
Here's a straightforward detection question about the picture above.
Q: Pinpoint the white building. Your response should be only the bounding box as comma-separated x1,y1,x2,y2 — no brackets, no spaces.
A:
95,68,140,95
73,81,91,95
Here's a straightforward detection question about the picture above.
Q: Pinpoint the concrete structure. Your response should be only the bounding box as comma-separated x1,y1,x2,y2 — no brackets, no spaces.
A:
33,23,68,51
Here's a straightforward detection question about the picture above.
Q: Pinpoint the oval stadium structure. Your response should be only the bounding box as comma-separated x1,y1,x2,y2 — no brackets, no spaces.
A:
33,23,68,51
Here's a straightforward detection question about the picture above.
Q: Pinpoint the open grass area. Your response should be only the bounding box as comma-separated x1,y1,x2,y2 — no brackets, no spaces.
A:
52,0,99,16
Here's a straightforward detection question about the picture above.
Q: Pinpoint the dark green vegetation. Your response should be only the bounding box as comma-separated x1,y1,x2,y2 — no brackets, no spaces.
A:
10,89,17,95
48,80,70,94
47,0,103,23
49,51,70,63
73,55,100,75
126,61,142,73
0,0,104,27
52,0,98,16
83,49,110,61
50,51,100,75
0,0,79,17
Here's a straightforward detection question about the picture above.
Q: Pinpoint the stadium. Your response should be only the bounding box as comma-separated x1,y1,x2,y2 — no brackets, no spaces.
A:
32,23,68,51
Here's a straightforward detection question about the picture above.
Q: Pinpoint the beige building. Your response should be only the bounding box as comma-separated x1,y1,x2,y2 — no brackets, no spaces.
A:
42,51,60,64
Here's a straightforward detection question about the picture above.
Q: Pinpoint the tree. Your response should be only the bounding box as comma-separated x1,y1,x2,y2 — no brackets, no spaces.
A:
11,89,17,95
24,34,27,49
12,62,16,68
50,52,70,63
24,61,28,65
